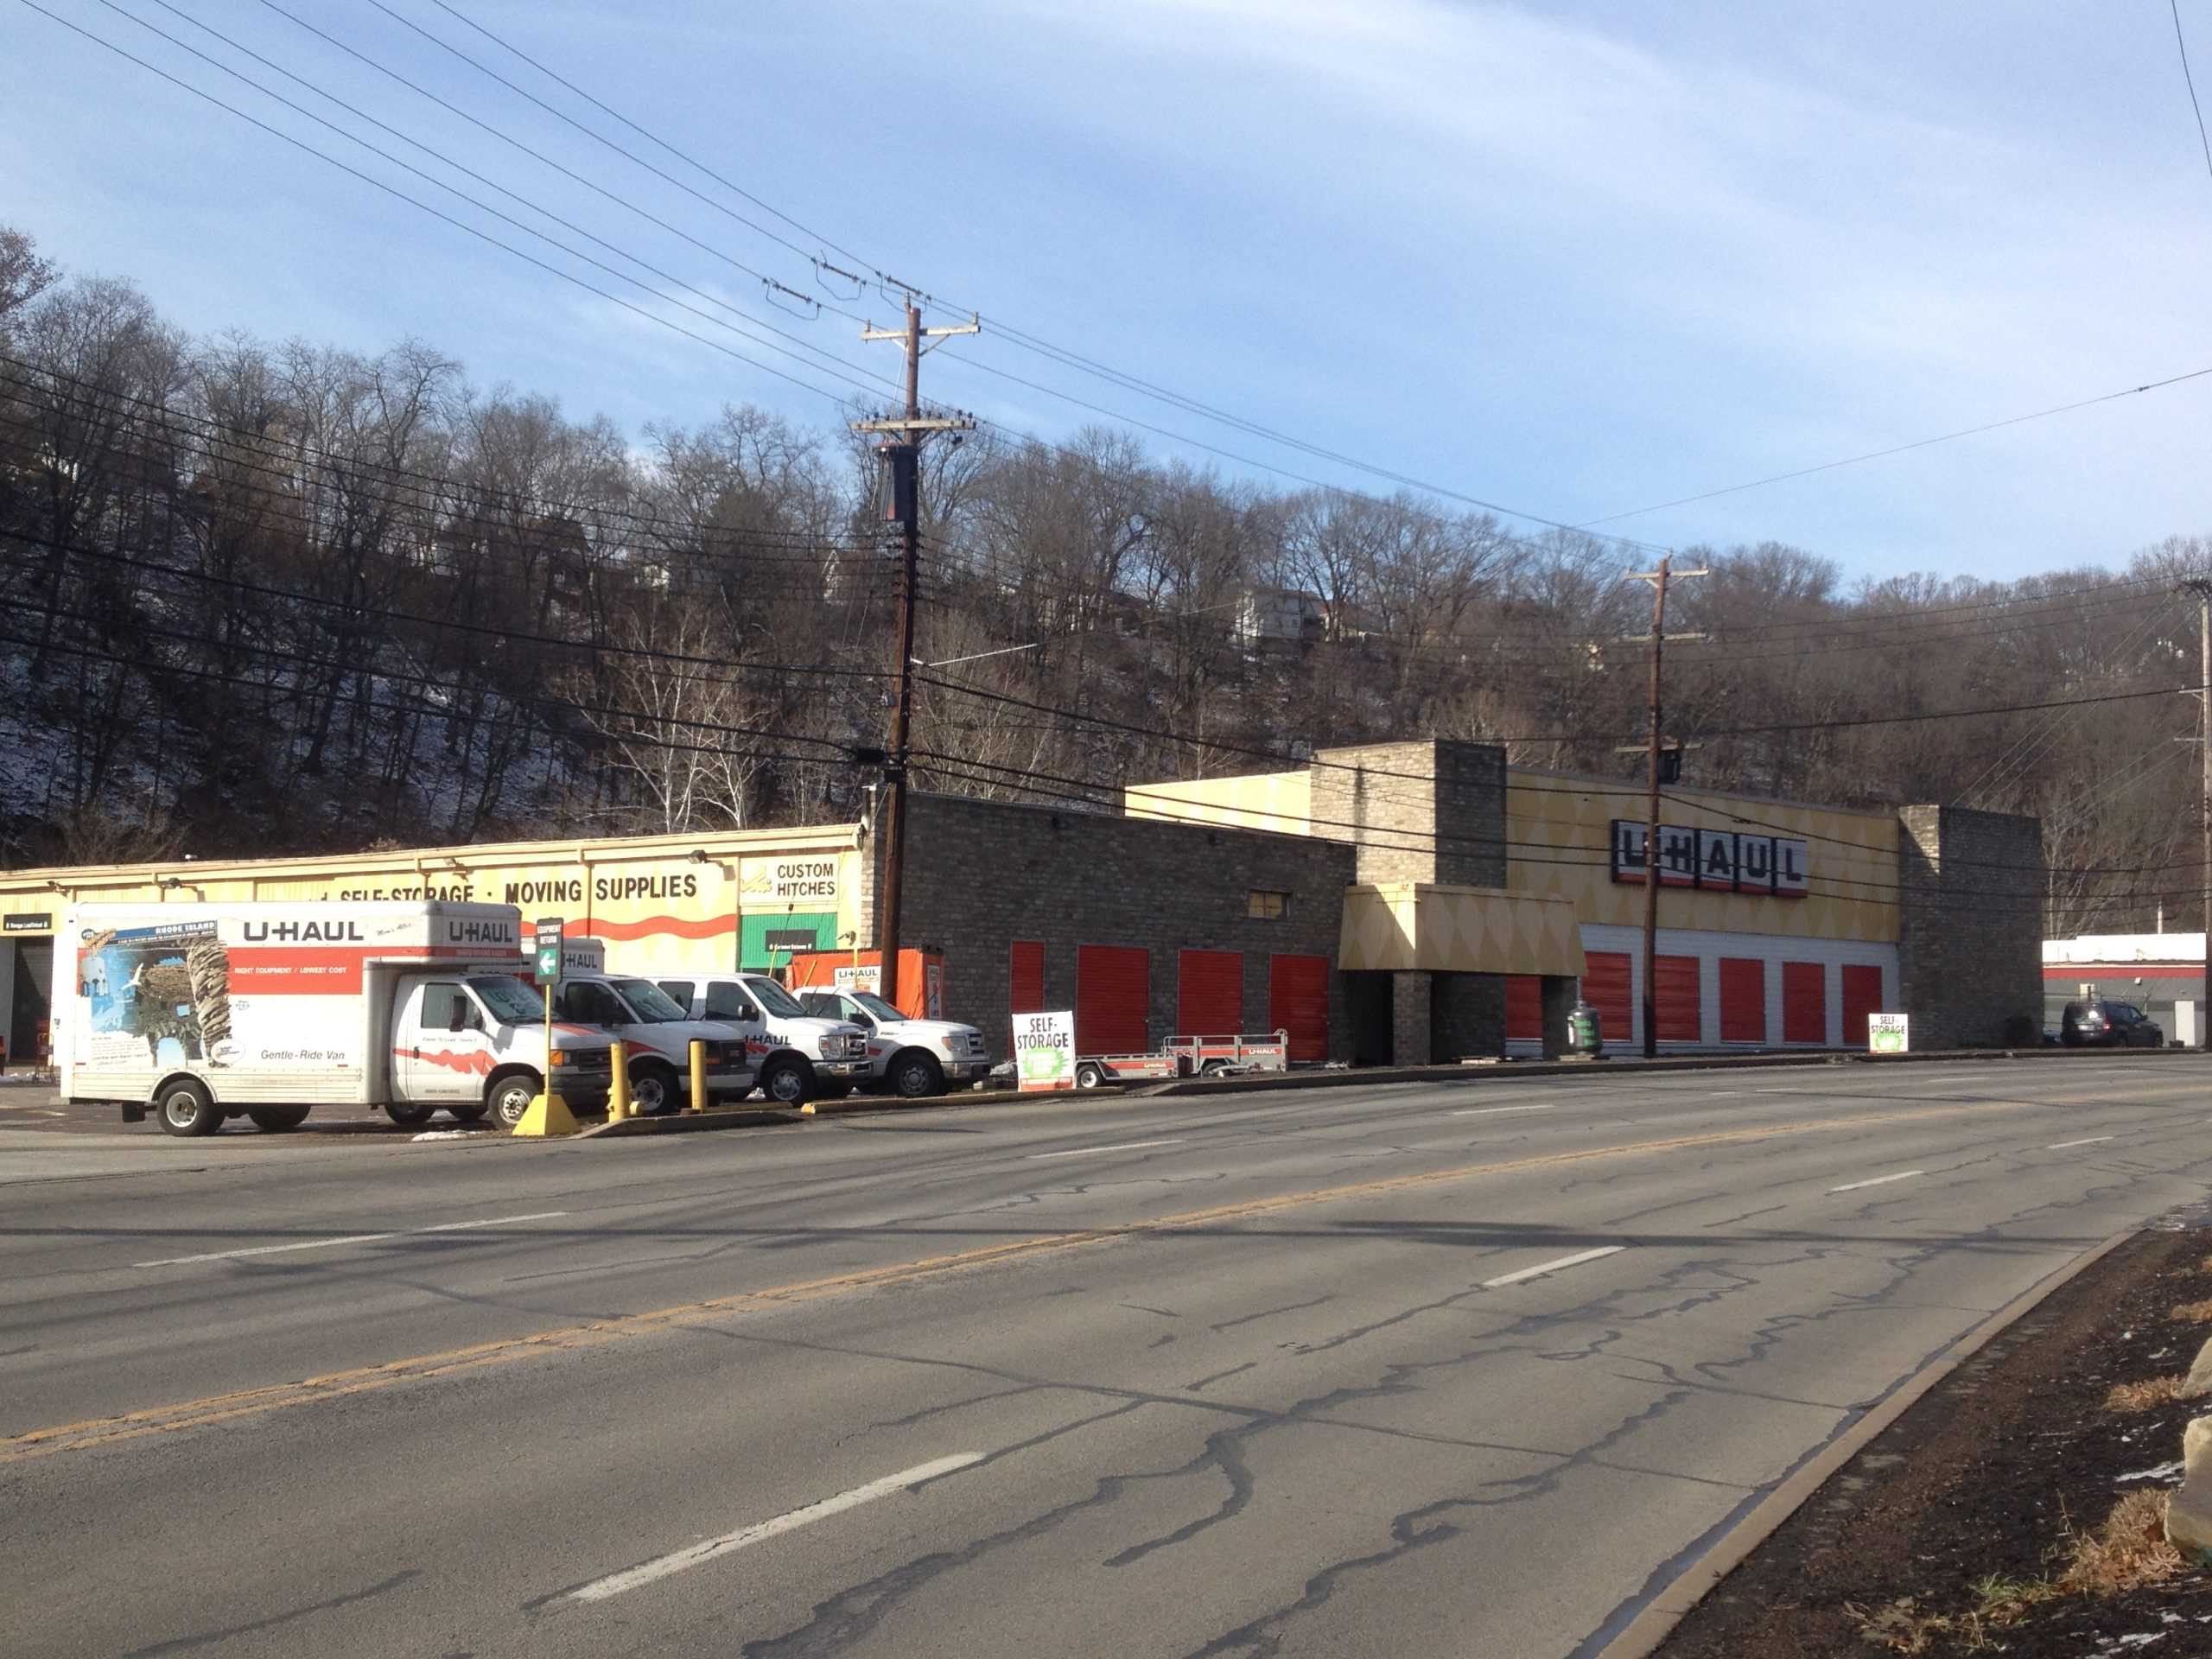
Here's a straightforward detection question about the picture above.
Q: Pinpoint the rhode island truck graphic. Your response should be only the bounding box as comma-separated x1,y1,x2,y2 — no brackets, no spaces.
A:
79,921,234,1067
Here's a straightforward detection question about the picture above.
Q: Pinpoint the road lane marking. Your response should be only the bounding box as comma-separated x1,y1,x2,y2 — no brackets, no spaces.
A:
3,1094,2068,1465
1450,1104,1559,1118
1827,1171,1923,1193
569,1453,983,1602
1481,1246,1624,1288
134,1212,569,1268
2047,1136,2115,1150
1026,1139,1185,1160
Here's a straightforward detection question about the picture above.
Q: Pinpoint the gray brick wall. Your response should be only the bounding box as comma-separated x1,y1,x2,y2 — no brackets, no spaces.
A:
899,792,1356,1062
1897,804,2044,1049
1309,741,1507,887
1392,971,1433,1065
1433,973,1506,1060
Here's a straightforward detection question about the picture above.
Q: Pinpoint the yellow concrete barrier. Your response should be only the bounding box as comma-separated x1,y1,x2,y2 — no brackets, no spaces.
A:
689,1040,707,1113
608,1041,630,1122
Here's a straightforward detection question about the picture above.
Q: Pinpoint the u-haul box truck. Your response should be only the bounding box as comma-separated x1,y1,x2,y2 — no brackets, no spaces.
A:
55,901,614,1136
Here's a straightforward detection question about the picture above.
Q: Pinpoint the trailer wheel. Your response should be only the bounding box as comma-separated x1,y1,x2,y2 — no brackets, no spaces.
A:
1201,1060,1232,1077
156,1078,220,1138
1075,1063,1104,1090
760,1058,813,1105
888,1051,944,1099
386,1100,437,1128
487,1073,537,1128
630,1062,677,1116
246,1105,311,1133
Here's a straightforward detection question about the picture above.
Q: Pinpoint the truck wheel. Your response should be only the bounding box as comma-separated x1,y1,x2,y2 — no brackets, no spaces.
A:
386,1101,437,1128
488,1074,537,1128
156,1079,221,1137
448,1101,489,1124
760,1058,813,1105
631,1063,677,1116
247,1105,311,1133
888,1052,944,1099
1075,1063,1104,1090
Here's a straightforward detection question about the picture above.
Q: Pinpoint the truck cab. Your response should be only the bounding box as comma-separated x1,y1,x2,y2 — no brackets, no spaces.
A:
547,972,753,1112
652,972,869,1105
798,988,993,1097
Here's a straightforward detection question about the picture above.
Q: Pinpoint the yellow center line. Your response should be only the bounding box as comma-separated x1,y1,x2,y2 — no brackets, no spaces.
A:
3,1096,2031,1465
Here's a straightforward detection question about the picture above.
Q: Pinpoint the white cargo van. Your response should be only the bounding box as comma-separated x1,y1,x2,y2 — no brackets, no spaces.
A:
651,971,869,1104
797,987,993,1097
56,901,614,1135
551,939,753,1110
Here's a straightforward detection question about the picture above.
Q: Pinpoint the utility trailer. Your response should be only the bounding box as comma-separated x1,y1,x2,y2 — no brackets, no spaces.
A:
1164,1030,1291,1076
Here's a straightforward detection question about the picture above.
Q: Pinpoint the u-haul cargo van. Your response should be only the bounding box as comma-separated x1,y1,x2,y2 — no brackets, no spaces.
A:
55,901,614,1136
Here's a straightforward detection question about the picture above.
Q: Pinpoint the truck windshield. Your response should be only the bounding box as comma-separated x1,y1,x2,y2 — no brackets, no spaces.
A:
849,991,904,1022
608,977,690,1022
468,975,543,1025
748,977,809,1019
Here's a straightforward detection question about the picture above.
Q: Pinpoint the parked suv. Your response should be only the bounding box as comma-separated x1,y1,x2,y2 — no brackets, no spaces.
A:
2059,1000,2165,1048
798,988,993,1097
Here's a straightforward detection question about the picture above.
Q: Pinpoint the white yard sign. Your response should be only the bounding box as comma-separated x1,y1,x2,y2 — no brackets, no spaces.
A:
1868,1013,1910,1055
833,965,881,995
1014,1010,1077,1092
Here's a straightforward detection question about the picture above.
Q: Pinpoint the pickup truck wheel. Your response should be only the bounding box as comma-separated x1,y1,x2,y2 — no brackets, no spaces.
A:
247,1105,311,1133
760,1058,812,1105
156,1079,221,1137
1075,1063,1104,1090
631,1064,677,1116
488,1075,537,1128
386,1101,437,1128
888,1052,944,1099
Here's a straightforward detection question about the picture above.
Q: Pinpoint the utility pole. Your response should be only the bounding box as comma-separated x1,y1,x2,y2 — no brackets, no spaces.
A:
2183,578,2212,1049
1624,556,1707,1058
854,294,977,1011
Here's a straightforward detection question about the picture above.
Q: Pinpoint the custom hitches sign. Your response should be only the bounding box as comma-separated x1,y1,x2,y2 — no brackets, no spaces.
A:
1014,1010,1077,1092
1867,1013,1910,1055
1611,822,1809,898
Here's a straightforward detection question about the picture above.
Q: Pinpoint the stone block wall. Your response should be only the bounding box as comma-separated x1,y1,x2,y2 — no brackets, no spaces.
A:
1432,972,1506,1060
1309,741,1507,887
1896,804,2044,1049
899,792,1356,1060
1392,971,1433,1065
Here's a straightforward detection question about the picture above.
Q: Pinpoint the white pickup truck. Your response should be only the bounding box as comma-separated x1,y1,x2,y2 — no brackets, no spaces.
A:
651,971,870,1105
798,987,993,1097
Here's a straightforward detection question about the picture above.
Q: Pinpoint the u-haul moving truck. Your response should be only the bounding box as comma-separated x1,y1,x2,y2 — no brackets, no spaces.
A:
56,901,613,1136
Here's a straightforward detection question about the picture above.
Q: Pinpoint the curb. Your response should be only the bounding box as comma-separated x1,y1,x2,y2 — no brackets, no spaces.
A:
1587,1225,2140,1659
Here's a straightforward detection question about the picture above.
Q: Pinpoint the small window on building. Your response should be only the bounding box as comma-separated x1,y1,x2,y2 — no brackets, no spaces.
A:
1247,889,1288,920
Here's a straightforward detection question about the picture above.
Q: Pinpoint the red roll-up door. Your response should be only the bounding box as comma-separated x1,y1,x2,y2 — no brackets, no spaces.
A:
1268,954,1331,1062
1583,951,1632,1048
1505,976,1542,1042
1009,940,1046,1016
1178,950,1244,1036
1841,963,1883,1048
1782,961,1825,1045
1655,954,1701,1043
1077,944,1149,1056
1718,957,1765,1045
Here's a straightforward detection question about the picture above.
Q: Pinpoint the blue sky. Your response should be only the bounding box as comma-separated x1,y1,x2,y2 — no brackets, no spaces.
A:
6,0,2212,580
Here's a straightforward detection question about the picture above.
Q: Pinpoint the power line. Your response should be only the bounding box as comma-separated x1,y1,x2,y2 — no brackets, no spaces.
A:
2175,0,2212,186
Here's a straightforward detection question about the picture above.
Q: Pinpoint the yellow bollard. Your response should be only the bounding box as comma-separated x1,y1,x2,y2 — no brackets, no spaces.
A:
608,1040,630,1122
689,1039,708,1112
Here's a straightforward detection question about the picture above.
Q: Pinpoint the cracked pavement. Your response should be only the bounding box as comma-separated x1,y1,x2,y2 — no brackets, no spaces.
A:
1,1058,2208,1657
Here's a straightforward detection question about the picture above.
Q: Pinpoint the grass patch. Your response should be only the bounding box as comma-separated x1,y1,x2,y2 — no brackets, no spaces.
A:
2172,1297,2212,1323
2104,1375,2187,1411
2056,1490,2183,1596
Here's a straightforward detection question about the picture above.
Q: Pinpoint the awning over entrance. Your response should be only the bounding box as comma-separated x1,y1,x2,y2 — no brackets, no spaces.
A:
1338,883,1586,976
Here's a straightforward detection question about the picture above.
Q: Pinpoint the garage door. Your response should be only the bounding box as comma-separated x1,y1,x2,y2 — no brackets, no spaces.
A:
1841,963,1883,1048
1077,944,1150,1056
1177,950,1243,1036
1782,961,1825,1045
1009,940,1045,1015
1718,957,1765,1045
1505,976,1541,1042
1655,954,1700,1043
1268,954,1331,1062
1583,951,1632,1048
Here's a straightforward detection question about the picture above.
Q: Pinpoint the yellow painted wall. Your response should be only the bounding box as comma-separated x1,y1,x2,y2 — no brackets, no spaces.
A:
1506,770,1898,944
1123,772,1312,836
0,824,864,975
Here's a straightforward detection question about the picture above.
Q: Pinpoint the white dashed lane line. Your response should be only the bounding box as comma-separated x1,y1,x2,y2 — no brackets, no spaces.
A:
1450,1104,1559,1118
1827,1170,1924,1194
1025,1139,1184,1160
1480,1246,1625,1289
2046,1136,2115,1150
569,1453,985,1602
135,1211,569,1268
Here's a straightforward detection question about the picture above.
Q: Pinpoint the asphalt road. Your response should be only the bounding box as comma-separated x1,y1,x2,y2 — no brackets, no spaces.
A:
3,1057,2207,1658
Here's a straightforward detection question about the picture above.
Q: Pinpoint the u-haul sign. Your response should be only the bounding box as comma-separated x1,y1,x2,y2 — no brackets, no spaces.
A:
1611,822,1808,898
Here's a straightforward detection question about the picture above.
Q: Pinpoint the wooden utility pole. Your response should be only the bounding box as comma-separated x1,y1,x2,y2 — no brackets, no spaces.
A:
854,295,976,1010
2184,578,2212,1048
1624,556,1706,1058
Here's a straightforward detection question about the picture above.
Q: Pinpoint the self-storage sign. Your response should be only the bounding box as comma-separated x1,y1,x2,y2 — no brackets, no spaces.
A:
1014,1010,1076,1092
